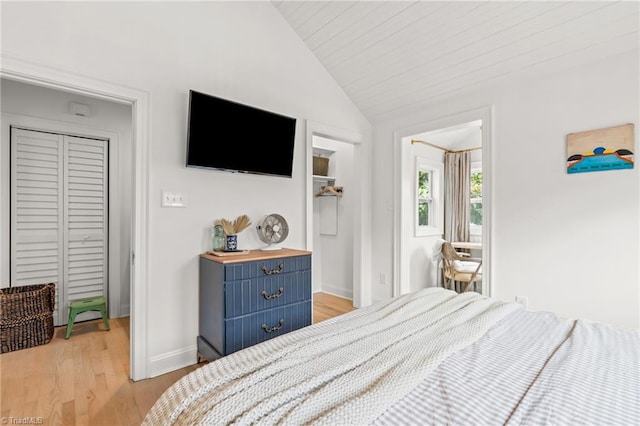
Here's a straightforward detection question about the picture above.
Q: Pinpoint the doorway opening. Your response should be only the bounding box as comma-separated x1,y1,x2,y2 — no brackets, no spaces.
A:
1,56,150,380
311,135,355,301
393,106,492,298
2,77,133,361
305,120,370,310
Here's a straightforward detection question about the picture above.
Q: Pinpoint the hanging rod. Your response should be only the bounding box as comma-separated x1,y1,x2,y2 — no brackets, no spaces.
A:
411,139,482,153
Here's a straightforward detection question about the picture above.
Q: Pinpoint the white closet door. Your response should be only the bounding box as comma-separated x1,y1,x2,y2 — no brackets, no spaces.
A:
11,128,65,324
11,128,108,325
64,136,108,323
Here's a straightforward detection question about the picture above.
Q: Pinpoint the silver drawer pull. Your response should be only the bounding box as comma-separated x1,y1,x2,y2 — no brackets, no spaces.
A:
261,319,284,333
261,287,284,300
261,263,284,275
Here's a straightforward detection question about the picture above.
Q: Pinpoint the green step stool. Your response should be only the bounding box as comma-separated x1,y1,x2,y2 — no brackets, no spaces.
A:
65,296,110,339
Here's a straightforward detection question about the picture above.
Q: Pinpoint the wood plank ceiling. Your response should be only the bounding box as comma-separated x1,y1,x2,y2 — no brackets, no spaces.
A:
272,1,639,122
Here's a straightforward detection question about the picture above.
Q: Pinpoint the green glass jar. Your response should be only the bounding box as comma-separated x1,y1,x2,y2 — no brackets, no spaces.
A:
212,224,225,252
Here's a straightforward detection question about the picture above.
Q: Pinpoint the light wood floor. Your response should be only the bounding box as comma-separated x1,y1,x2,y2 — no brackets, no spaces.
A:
313,292,356,323
0,292,353,425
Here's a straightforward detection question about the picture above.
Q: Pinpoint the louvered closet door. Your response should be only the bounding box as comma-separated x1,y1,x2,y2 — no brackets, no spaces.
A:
64,136,108,324
11,128,108,325
11,129,65,324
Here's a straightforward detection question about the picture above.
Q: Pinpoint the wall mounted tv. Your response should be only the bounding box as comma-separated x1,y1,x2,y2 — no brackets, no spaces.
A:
186,90,297,178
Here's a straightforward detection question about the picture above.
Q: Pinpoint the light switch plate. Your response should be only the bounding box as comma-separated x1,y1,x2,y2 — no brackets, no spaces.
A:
161,191,187,207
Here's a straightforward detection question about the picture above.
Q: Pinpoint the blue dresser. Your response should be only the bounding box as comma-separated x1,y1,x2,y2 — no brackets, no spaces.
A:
197,248,312,361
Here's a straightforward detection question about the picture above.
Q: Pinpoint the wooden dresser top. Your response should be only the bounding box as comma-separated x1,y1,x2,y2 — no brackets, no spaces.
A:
200,248,311,264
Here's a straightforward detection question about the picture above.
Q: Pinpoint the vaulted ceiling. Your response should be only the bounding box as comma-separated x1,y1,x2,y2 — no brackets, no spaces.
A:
273,1,639,122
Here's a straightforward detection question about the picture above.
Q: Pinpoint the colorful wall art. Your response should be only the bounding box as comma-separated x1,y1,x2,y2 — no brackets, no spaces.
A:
567,124,634,174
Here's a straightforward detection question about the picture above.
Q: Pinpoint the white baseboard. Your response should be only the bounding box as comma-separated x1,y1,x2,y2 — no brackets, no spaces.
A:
316,284,353,300
148,345,197,378
119,304,130,317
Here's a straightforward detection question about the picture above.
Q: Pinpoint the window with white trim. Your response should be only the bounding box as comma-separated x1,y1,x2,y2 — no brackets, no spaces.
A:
415,157,443,236
417,169,432,226
470,163,482,236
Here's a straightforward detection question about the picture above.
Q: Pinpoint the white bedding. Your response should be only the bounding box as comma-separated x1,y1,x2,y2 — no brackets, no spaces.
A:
143,288,639,425
375,308,640,425
143,288,518,425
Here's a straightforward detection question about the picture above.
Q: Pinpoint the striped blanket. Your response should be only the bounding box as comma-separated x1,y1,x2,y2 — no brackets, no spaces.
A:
143,288,518,425
144,288,639,425
375,307,640,425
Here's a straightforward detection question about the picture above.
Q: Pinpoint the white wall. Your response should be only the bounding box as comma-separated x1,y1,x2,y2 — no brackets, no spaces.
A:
1,79,133,317
373,50,639,329
312,136,354,299
1,2,371,376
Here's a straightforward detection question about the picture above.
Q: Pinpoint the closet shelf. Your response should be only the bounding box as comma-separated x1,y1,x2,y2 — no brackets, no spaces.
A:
312,147,336,157
313,175,336,182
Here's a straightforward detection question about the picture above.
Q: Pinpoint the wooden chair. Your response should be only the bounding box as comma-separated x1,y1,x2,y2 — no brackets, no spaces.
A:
441,242,482,293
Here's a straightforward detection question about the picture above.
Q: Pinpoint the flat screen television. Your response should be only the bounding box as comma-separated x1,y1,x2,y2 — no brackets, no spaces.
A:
186,90,297,178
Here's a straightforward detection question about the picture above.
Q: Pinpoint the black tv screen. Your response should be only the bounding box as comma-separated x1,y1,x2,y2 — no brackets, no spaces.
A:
186,90,296,177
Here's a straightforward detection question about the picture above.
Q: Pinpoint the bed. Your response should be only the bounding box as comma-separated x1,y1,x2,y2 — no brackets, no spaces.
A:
143,288,639,425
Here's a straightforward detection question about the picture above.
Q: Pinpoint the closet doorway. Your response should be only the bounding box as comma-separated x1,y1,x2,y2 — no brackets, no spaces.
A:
2,77,133,332
312,135,355,300
10,127,109,325
305,120,370,309
1,60,146,380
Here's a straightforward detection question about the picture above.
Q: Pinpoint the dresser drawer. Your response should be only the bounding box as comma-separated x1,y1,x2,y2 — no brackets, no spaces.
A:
224,301,312,355
225,270,311,317
224,255,311,281
199,250,312,360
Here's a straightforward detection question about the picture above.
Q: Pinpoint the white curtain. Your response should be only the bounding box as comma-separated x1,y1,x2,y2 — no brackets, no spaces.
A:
444,151,470,242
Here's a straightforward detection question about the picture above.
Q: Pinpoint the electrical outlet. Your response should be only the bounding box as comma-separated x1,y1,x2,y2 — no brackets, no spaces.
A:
379,273,386,285
161,191,187,207
515,296,528,309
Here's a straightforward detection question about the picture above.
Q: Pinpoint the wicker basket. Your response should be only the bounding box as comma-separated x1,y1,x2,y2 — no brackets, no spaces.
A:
313,156,329,176
1,283,55,353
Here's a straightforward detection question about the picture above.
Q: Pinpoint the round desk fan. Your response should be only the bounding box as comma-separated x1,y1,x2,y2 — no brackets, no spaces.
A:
256,214,289,250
